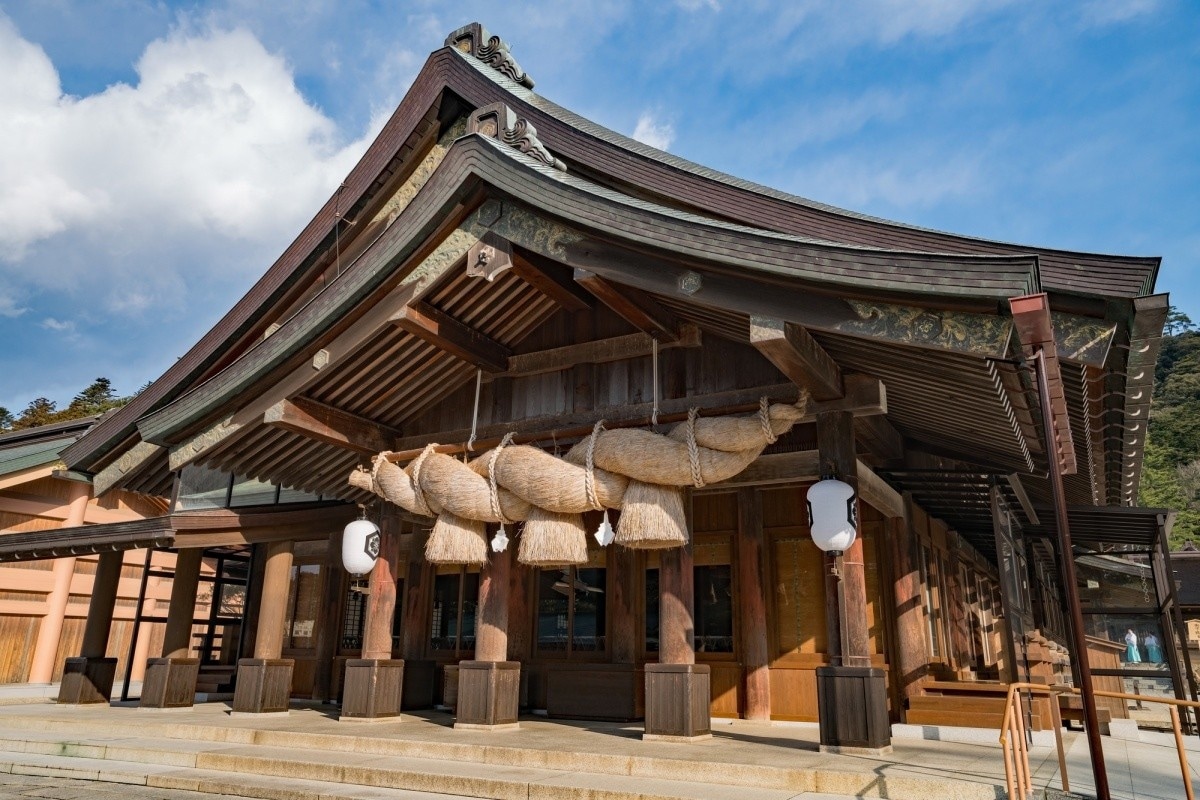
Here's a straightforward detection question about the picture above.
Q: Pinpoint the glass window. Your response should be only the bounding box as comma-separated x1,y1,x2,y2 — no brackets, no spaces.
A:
341,584,366,651
694,565,733,653
1077,554,1159,611
230,475,278,507
645,565,734,655
537,568,607,656
278,485,321,504
1085,613,1170,671
430,571,479,653
284,564,322,650
177,464,230,510
919,545,944,658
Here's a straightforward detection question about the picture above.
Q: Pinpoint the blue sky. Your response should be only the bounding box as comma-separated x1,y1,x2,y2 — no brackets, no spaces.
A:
0,0,1197,416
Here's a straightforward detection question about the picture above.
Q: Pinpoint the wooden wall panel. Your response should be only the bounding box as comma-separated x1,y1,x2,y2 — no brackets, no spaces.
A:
771,535,826,657
707,661,741,718
0,616,39,683
768,665,820,721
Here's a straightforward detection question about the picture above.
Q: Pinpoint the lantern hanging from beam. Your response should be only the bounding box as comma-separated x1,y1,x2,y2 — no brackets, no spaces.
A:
806,478,857,555
342,514,381,576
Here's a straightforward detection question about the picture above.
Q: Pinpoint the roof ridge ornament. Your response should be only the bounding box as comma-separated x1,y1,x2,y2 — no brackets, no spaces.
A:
469,102,566,172
446,23,535,89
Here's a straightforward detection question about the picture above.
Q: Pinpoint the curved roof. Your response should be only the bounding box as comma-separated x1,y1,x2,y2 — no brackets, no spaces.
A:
62,25,1164,512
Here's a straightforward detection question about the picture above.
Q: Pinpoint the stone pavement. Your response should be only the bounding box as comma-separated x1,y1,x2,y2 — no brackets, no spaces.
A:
0,696,1193,800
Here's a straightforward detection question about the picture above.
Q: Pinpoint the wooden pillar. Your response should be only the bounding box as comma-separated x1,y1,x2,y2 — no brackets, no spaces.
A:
311,529,345,703
455,546,519,730
57,548,123,704
736,487,771,720
140,548,204,709
814,409,890,753
609,544,639,665
30,482,89,683
892,499,929,707
342,513,405,721
645,490,710,741
659,538,695,665
232,540,294,714
162,549,204,658
945,533,974,677
816,410,871,667
475,545,510,662
362,513,402,659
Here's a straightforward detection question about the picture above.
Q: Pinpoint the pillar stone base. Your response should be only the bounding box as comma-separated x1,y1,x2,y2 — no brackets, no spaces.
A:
644,664,711,741
340,659,404,721
453,660,519,730
57,657,117,705
816,666,892,753
139,657,200,709
232,658,293,714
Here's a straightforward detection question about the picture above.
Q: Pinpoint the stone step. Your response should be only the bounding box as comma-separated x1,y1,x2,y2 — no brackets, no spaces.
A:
0,744,810,800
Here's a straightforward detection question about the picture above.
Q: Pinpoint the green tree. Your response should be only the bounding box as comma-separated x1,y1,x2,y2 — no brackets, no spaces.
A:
13,398,59,430
0,407,13,432
66,377,123,417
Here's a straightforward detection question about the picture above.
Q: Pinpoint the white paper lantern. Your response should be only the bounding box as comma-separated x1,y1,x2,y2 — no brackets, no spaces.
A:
342,518,381,575
806,478,858,554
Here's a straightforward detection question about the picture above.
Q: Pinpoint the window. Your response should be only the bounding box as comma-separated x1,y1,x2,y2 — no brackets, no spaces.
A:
175,464,320,511
919,544,944,658
537,568,606,655
283,563,322,650
644,564,734,655
430,570,479,654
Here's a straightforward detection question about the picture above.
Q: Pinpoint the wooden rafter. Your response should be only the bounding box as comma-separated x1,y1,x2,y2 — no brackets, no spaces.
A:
573,268,680,342
391,302,512,373
749,316,843,401
494,325,702,380
263,397,400,455
511,249,592,312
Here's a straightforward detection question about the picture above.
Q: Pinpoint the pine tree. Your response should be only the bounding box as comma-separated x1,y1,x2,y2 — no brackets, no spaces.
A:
0,407,13,432
12,398,59,430
66,377,122,416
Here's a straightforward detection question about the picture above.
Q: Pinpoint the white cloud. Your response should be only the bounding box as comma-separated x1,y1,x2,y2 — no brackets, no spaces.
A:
632,112,675,151
791,149,984,211
0,16,373,313
676,0,721,10
40,317,74,332
1081,0,1160,26
0,282,26,318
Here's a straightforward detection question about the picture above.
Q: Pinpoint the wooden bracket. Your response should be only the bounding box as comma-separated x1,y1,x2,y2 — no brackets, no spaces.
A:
574,269,680,342
391,302,512,373
264,397,400,455
749,316,843,402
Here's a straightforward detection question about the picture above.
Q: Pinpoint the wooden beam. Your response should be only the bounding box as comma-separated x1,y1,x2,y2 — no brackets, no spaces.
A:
855,414,905,464
94,441,163,496
494,325,701,380
573,269,680,342
857,460,905,519
816,373,887,417
0,492,144,525
511,249,591,312
263,397,399,455
0,465,56,491
1005,473,1041,526
389,383,799,461
701,450,820,490
749,316,843,401
391,301,511,373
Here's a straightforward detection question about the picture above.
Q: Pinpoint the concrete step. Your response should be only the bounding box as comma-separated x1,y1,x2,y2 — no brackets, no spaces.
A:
0,744,809,800
0,714,1008,800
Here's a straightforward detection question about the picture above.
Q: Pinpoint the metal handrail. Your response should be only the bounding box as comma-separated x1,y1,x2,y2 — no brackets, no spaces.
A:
999,681,1199,800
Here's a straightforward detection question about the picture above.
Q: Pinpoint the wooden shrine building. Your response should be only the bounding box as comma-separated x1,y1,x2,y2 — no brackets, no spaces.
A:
1,23,1188,748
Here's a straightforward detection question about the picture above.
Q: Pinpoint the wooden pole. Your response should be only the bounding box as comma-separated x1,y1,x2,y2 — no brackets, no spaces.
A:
817,409,871,667
476,546,511,663
29,481,89,682
506,557,533,662
361,513,402,660
659,531,695,665
892,497,929,704
1034,350,1110,800
609,543,639,664
162,548,204,659
80,550,123,659
736,487,771,720
253,540,294,660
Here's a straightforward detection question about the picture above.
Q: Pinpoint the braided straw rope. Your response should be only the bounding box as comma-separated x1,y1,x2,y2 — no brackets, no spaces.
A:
350,391,810,563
